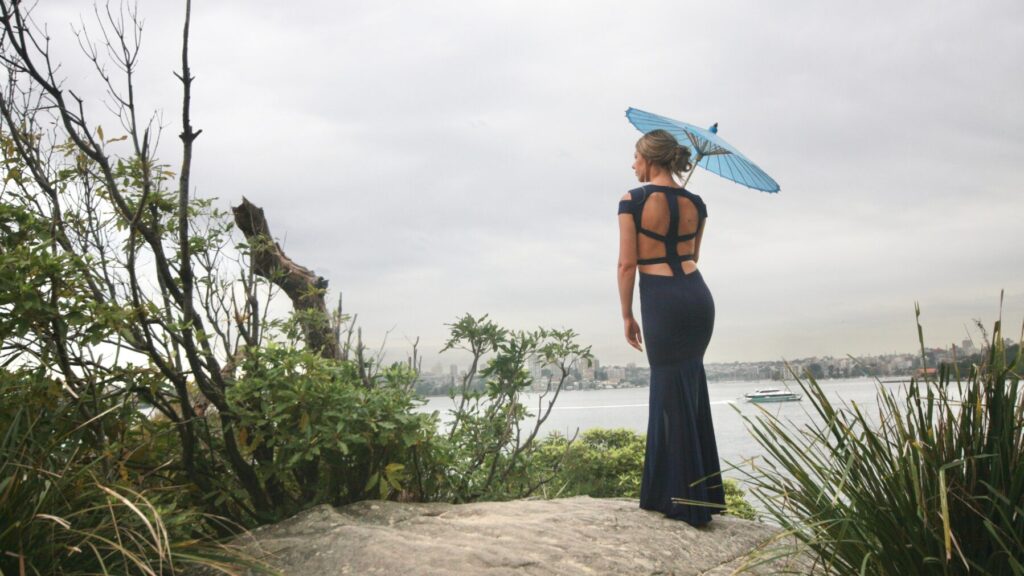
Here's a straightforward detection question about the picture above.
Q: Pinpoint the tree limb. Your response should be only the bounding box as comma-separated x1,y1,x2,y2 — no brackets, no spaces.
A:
231,196,337,359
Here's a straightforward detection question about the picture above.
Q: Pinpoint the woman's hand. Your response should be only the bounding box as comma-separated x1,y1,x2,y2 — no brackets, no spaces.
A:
624,316,643,352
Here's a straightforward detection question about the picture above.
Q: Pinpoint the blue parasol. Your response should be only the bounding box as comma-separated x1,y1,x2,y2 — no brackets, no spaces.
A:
626,107,779,193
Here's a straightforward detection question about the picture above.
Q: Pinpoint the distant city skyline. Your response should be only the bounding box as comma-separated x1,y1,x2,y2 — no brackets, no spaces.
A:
34,1,1024,368
410,335,1006,397
385,291,1016,370
425,333,999,381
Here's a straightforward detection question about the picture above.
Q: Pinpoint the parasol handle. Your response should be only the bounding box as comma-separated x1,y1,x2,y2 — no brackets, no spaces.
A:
681,151,703,189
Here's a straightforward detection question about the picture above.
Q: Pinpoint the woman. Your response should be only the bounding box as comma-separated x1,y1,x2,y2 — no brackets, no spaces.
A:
617,129,725,526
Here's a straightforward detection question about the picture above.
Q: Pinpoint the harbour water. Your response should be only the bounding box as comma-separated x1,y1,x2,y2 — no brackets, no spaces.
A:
415,376,908,474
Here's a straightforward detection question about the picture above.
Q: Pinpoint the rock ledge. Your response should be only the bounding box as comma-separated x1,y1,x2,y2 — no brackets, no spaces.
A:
230,496,791,575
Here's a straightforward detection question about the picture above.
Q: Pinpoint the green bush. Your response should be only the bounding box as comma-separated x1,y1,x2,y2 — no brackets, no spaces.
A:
414,314,594,503
533,428,645,498
0,369,254,575
532,428,757,520
741,308,1024,574
227,343,437,517
724,479,758,520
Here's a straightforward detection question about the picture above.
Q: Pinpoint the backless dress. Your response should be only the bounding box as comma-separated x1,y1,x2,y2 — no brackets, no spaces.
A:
618,184,725,526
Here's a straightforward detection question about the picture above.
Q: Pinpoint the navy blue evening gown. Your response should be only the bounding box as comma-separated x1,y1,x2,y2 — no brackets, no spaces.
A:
618,184,725,526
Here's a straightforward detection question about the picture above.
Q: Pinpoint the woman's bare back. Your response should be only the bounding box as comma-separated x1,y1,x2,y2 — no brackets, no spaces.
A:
635,189,703,276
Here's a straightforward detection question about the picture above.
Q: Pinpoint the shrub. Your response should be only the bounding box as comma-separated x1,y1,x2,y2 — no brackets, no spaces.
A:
740,307,1024,574
413,314,593,503
0,368,255,575
226,343,437,517
533,428,757,520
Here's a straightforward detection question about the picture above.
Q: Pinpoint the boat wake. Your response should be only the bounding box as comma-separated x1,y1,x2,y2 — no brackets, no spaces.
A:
552,400,736,410
552,403,647,410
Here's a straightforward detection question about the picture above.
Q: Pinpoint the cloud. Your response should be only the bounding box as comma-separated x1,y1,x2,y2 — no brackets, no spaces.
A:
32,0,1024,368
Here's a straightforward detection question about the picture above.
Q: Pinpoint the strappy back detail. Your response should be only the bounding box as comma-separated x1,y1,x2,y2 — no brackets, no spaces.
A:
618,184,707,277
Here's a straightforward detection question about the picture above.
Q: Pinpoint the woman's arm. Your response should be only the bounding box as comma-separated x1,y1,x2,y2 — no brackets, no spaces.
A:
618,198,642,351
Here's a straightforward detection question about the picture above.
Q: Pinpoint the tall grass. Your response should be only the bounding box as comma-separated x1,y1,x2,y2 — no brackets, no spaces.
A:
740,305,1023,574
0,371,263,575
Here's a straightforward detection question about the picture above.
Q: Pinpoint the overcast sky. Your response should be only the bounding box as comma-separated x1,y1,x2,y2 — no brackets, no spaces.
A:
38,1,1024,368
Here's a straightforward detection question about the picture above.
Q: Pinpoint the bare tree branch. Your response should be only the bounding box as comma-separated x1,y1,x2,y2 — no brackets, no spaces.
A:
231,195,337,359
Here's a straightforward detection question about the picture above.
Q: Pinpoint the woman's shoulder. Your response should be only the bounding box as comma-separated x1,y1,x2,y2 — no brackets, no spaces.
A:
681,188,708,218
621,186,648,202
618,187,647,217
618,187,643,202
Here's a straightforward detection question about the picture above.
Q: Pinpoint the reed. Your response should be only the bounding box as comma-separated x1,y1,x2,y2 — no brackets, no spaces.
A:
740,303,1023,574
0,371,265,575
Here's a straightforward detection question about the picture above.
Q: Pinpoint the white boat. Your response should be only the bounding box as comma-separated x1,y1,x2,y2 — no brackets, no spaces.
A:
744,388,802,403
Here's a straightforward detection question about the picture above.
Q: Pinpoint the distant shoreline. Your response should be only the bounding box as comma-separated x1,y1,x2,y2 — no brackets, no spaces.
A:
416,375,910,400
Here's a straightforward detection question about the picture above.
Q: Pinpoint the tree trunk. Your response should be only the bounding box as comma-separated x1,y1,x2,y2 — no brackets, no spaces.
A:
232,196,338,359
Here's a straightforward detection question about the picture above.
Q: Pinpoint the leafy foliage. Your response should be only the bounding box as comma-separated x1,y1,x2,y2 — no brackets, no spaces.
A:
0,368,259,575
2,4,758,572
226,342,436,517
534,428,645,498
414,314,593,502
741,305,1024,574
531,428,757,520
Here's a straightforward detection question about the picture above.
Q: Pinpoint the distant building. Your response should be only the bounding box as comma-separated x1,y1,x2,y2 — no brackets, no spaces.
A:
607,366,626,383
581,361,596,380
527,355,543,382
891,357,913,372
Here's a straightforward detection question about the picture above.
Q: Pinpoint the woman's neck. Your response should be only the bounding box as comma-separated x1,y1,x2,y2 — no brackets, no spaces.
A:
646,166,678,187
648,175,679,187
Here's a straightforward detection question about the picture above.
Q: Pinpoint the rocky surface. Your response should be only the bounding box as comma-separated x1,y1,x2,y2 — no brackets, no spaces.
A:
226,496,804,575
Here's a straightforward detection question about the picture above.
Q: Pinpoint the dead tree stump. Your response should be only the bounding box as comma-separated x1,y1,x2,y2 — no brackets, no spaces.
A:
232,196,338,359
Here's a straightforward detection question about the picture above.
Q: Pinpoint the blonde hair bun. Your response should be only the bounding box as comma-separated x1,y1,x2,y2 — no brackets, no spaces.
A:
636,129,692,179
